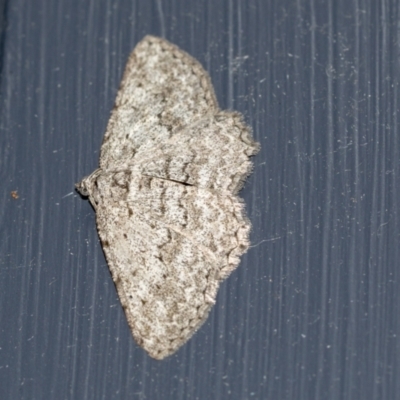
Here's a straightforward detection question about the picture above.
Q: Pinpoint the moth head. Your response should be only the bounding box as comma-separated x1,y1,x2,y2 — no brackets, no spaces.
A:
75,168,102,198
75,178,90,197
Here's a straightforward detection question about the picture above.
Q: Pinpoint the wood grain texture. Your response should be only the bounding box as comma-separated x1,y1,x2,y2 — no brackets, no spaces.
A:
1,0,399,399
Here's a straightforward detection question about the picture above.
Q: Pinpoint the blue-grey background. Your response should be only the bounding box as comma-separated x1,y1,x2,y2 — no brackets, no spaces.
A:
1,0,399,399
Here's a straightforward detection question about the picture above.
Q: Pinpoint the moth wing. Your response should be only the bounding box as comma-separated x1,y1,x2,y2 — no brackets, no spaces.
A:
100,36,218,170
94,174,250,359
125,176,251,278
135,111,260,194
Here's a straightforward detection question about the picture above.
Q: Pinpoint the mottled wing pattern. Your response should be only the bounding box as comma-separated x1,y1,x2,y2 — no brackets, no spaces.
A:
100,36,218,170
94,173,250,359
76,35,259,360
136,111,260,193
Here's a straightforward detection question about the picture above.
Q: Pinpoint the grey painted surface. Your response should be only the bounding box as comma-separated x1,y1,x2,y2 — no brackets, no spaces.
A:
1,0,399,399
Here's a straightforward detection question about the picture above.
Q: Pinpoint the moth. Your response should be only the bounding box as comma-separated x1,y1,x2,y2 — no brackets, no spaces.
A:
76,36,259,360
